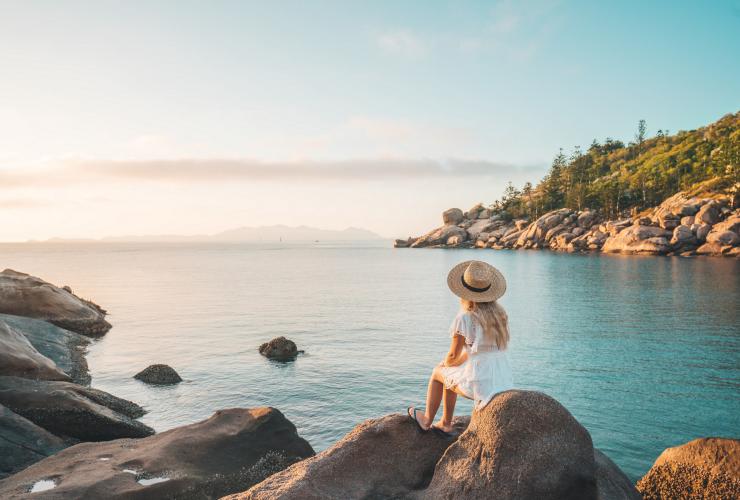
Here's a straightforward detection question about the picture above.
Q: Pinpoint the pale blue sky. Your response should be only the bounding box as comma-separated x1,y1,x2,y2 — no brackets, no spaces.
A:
0,1,738,240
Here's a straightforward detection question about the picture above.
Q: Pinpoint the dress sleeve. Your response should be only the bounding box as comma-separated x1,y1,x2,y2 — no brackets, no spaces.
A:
449,312,477,347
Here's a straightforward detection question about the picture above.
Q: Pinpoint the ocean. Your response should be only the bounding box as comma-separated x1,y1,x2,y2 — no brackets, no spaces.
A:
1,241,738,481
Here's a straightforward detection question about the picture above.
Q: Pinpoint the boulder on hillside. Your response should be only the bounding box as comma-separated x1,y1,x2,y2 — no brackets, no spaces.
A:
419,390,597,500
467,219,501,239
442,208,464,225
0,404,68,480
0,407,315,500
0,376,152,442
637,437,739,500
670,225,697,247
134,364,182,385
465,203,484,219
0,269,111,337
0,320,70,382
258,336,299,360
515,209,572,248
577,210,597,228
227,414,469,500
0,314,90,385
602,225,671,255
652,192,704,219
695,201,721,225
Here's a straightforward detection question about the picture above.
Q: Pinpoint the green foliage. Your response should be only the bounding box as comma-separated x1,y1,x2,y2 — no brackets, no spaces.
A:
491,112,739,219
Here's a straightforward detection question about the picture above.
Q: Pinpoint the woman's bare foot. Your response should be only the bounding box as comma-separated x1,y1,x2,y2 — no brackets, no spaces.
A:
431,420,454,433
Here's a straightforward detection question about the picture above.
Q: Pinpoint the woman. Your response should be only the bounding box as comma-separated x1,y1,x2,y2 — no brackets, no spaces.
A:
407,260,514,435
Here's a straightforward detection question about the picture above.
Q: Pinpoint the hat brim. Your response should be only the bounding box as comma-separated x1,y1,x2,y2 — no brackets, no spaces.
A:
447,260,506,303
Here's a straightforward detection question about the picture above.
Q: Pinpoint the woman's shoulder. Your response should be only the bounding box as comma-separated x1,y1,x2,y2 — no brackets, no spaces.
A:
451,309,480,331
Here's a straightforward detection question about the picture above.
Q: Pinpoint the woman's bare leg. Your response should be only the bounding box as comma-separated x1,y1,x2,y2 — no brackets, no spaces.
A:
422,366,445,427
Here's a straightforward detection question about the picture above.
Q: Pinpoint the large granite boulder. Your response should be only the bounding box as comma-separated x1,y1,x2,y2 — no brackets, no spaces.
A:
694,201,721,225
602,225,671,254
0,376,152,442
411,225,467,248
0,314,90,385
0,320,70,382
134,364,182,385
0,404,68,480
515,209,572,248
0,270,111,337
637,437,739,499
442,208,464,225
227,414,469,500
0,407,314,500
652,192,704,219
420,390,597,499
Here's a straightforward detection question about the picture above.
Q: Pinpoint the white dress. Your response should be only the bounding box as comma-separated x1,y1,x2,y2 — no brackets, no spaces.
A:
438,309,514,410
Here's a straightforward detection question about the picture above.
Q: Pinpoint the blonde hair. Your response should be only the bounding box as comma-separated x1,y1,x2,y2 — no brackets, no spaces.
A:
462,299,510,350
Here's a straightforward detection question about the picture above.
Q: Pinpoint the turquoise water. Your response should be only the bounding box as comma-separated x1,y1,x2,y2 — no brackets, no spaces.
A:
1,242,738,481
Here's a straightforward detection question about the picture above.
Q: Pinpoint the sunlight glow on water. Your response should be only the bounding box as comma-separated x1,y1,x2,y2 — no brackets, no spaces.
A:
1,241,738,480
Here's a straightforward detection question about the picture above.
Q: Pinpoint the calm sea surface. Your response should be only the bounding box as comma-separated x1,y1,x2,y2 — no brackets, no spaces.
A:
1,242,738,480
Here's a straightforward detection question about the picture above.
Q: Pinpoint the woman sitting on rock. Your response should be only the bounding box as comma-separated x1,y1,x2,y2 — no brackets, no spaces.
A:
408,260,514,435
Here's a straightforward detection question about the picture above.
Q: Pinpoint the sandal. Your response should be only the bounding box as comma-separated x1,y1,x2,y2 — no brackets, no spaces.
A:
406,406,429,431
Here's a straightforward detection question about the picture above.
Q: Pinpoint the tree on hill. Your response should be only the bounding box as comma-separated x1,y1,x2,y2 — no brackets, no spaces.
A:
488,112,739,219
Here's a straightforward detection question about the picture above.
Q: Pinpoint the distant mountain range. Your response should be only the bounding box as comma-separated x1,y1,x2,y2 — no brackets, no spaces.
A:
39,225,383,243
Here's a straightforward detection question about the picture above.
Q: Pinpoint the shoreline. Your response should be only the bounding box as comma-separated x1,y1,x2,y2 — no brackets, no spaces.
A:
395,191,740,258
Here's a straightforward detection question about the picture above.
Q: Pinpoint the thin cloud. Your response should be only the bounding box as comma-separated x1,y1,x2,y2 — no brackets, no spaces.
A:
376,30,427,58
0,157,544,187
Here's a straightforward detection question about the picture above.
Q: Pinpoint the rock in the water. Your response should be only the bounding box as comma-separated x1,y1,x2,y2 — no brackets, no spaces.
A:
0,376,152,441
442,208,464,225
594,449,641,500
0,320,70,382
134,364,182,385
227,413,469,500
258,336,299,360
0,404,68,480
0,314,90,385
0,407,314,500
420,390,597,500
0,269,111,337
637,437,739,500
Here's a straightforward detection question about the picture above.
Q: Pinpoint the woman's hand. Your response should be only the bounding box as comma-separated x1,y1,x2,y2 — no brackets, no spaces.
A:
444,335,466,366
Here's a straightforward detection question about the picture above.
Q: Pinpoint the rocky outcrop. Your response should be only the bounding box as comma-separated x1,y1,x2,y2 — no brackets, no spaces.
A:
0,407,314,500
0,404,68,480
419,390,598,500
395,190,739,257
0,314,90,385
134,364,182,385
228,414,469,500
229,391,638,500
636,437,739,499
0,320,70,382
259,336,299,360
0,270,111,337
0,376,152,442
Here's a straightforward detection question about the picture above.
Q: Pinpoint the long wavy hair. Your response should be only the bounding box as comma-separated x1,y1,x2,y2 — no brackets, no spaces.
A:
462,299,510,350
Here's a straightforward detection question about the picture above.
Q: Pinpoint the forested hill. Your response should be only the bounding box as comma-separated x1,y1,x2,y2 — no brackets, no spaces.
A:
492,112,739,220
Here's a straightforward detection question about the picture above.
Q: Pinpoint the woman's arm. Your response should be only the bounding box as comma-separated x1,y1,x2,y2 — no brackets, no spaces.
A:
444,335,468,367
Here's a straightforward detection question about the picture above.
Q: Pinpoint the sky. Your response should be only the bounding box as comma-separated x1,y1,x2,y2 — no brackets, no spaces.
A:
1,0,738,241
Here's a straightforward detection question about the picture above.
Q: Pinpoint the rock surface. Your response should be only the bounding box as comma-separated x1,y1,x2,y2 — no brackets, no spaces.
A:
419,390,597,500
0,407,314,500
258,336,299,360
228,414,469,500
0,269,111,337
636,437,740,500
0,404,68,480
594,449,641,500
0,376,152,442
0,314,90,385
133,364,182,385
0,320,70,382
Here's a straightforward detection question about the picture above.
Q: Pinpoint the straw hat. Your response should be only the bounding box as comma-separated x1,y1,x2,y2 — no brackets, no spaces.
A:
447,260,506,302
